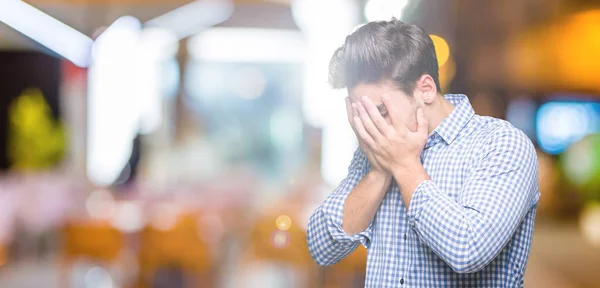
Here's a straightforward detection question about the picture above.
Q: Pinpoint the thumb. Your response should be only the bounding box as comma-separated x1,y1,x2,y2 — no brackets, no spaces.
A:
416,108,428,135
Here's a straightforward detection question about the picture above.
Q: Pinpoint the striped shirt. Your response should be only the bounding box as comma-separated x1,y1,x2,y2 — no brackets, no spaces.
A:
307,94,540,287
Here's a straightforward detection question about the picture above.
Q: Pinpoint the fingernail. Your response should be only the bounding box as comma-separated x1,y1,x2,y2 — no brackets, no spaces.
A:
382,96,388,102
361,96,368,102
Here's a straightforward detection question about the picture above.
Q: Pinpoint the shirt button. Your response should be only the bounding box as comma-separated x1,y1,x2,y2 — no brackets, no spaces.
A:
400,278,404,285
403,234,407,240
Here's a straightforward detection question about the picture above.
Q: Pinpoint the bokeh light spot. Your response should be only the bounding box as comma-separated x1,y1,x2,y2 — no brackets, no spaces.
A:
271,230,290,249
84,266,114,288
275,215,292,231
580,202,600,248
430,34,450,67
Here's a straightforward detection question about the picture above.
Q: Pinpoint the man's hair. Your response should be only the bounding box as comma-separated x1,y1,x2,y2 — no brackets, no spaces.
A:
328,18,441,95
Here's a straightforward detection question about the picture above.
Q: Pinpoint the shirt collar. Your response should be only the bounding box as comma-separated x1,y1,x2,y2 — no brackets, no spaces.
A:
429,94,475,146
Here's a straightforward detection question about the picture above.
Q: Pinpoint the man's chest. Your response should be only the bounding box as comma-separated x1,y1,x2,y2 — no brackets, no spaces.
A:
372,143,478,233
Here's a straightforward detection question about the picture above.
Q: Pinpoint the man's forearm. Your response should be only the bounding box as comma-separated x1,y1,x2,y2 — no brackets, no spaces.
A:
342,170,392,234
392,164,430,209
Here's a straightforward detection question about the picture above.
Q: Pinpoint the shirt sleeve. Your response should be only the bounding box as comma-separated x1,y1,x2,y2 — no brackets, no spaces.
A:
306,148,372,266
406,125,540,273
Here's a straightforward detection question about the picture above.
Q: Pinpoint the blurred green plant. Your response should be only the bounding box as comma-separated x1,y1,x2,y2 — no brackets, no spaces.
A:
561,133,600,202
7,88,66,170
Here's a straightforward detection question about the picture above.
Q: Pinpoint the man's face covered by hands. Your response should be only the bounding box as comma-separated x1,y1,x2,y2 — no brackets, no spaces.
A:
348,81,421,133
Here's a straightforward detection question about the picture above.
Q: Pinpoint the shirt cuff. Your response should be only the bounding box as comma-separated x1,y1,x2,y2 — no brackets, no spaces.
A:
321,191,374,248
407,180,435,226
326,214,373,248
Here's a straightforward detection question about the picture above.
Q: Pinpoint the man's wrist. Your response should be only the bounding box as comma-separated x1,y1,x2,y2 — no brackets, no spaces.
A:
365,169,393,193
367,168,392,182
392,164,428,184
392,162,430,203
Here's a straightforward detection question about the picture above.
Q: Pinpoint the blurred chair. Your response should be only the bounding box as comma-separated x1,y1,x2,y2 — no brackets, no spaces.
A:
60,220,124,287
137,213,213,288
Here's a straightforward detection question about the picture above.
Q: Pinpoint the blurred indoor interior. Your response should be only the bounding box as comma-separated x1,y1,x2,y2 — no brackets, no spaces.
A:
1,0,600,287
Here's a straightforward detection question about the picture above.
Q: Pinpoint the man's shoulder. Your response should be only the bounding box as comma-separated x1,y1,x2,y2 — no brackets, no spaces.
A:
469,115,536,159
471,115,530,142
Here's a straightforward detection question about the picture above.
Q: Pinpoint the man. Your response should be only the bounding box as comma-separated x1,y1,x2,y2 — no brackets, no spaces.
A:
307,19,539,287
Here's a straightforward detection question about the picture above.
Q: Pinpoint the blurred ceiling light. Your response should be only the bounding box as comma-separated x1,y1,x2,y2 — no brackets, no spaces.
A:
145,0,233,40
364,0,409,22
135,27,178,135
580,202,600,248
94,16,141,47
291,0,360,186
292,0,358,33
162,58,181,100
0,0,93,67
87,16,142,186
188,28,305,63
112,163,132,185
138,27,179,60
430,34,450,67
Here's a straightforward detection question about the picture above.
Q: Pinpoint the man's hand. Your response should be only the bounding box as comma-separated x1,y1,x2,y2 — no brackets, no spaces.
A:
351,96,430,207
345,97,388,176
352,96,428,176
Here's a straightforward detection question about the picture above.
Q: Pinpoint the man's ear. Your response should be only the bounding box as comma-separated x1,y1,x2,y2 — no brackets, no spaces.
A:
415,74,437,104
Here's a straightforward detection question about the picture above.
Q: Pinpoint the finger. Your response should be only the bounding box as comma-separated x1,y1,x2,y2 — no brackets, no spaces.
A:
352,103,362,131
382,96,406,133
416,108,429,135
357,102,385,142
353,116,376,149
361,97,390,135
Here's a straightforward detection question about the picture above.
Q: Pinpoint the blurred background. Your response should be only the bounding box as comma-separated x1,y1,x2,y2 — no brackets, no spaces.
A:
0,0,600,287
